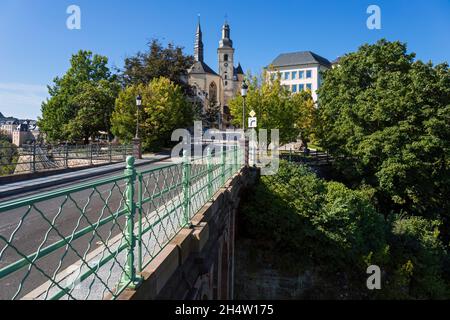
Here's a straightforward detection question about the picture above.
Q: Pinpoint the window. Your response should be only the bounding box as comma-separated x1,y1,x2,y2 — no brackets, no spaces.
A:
224,54,229,62
284,72,289,80
225,81,228,86
292,71,297,79
306,70,312,78
209,82,218,103
299,71,305,79
224,75,228,80
292,84,297,92
299,84,305,91
306,83,312,90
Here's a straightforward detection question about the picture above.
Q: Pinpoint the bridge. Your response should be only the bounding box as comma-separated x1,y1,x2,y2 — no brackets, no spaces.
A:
0,144,257,300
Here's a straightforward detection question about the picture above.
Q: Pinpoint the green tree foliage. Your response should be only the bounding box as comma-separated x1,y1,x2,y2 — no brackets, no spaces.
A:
241,161,450,299
228,72,316,144
382,215,450,299
65,80,120,143
316,39,450,217
0,133,18,176
120,39,194,94
39,50,119,143
111,77,193,151
202,101,222,129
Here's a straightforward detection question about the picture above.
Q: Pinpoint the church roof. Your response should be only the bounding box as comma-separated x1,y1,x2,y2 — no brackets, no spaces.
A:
234,63,244,75
188,61,219,76
271,51,332,68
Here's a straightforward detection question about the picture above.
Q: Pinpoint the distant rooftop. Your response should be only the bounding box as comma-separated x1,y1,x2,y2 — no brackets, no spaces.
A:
270,51,332,68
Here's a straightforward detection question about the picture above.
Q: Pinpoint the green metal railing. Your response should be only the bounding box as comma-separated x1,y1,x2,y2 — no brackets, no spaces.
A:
0,145,243,300
0,144,133,177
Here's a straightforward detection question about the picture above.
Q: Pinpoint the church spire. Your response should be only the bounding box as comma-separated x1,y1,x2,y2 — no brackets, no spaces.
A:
219,18,233,48
194,15,204,62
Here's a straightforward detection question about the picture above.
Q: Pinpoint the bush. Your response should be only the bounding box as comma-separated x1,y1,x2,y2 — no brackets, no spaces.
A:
0,140,18,176
240,161,450,299
382,216,450,299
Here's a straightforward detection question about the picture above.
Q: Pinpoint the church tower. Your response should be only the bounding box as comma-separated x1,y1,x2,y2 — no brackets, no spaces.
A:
194,17,204,62
218,20,235,106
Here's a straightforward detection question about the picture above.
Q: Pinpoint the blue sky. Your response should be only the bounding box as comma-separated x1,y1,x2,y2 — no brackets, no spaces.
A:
0,0,449,119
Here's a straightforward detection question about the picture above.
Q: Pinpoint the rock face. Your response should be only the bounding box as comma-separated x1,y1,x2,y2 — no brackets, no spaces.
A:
234,240,314,300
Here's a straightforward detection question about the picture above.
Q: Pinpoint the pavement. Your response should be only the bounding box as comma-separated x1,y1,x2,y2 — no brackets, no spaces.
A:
0,153,171,201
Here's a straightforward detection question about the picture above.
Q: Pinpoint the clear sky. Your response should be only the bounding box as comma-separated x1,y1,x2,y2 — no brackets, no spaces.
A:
0,0,449,119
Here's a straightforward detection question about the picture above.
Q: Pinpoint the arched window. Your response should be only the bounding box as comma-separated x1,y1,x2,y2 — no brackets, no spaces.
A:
224,54,229,62
209,82,218,104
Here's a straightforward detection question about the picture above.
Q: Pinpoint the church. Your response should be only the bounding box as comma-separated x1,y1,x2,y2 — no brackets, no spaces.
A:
187,18,244,128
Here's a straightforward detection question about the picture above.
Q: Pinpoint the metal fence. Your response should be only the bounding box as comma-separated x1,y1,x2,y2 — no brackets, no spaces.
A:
0,145,243,300
0,144,133,176
280,149,332,166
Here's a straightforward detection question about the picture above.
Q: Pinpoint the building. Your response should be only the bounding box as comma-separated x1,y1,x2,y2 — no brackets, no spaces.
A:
12,122,36,146
0,120,19,138
267,51,332,102
187,18,244,128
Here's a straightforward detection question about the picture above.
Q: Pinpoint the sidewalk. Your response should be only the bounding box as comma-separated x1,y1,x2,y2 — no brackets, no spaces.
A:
0,153,171,199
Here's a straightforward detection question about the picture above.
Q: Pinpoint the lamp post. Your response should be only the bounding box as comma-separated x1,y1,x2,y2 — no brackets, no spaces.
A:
240,80,249,167
135,94,142,139
133,94,143,159
241,80,248,130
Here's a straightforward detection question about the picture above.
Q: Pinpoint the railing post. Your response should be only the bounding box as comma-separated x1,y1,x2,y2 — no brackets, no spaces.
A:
182,151,191,227
109,144,112,164
120,156,142,289
31,143,36,173
137,173,143,273
90,145,93,166
65,145,69,169
234,145,238,173
221,147,226,186
207,147,213,198
289,147,293,162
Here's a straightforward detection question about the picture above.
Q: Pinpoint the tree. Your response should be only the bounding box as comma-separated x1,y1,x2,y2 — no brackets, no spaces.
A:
64,80,120,143
228,71,316,145
202,101,222,129
120,39,194,94
0,131,18,176
111,77,193,151
315,39,450,218
39,50,119,143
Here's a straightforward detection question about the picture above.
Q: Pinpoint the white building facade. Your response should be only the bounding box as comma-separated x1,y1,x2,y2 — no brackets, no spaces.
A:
267,51,331,102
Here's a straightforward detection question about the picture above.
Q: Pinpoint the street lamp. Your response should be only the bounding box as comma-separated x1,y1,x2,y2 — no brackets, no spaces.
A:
135,94,142,139
133,94,143,160
241,80,248,130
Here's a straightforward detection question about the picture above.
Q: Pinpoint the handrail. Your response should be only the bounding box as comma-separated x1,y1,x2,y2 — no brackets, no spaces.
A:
0,145,244,300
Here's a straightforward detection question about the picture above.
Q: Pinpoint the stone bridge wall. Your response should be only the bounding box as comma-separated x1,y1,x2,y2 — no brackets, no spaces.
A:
118,167,259,300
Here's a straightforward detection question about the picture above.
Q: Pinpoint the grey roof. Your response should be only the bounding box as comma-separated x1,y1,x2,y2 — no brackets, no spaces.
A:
271,51,331,68
234,63,244,75
188,61,218,76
